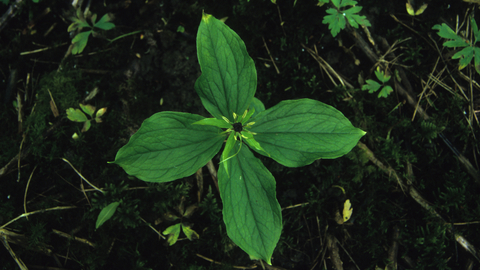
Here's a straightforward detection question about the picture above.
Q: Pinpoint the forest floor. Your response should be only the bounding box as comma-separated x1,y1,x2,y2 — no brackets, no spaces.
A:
1,0,480,269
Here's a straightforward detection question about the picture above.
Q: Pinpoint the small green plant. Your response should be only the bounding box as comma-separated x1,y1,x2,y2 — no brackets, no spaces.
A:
321,0,371,37
68,9,115,54
161,198,200,246
362,67,394,98
112,13,365,264
406,0,428,16
66,104,107,137
432,16,480,75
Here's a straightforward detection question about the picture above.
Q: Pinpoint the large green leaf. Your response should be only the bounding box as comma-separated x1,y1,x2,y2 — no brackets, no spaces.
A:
432,23,469,48
250,99,365,167
218,144,282,265
112,112,225,182
195,13,256,121
249,97,265,118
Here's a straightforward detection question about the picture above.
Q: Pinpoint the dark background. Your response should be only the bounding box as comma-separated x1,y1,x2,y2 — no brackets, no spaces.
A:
1,0,479,269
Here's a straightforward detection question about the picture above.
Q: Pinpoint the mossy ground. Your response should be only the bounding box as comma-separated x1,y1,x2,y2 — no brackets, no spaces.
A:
1,0,479,269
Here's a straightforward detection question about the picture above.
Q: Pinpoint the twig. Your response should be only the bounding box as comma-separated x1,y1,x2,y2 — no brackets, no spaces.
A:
52,229,96,248
327,233,343,270
386,225,400,270
196,253,258,269
301,43,354,89
1,206,77,229
62,158,104,193
20,42,69,55
206,160,219,193
0,234,28,270
357,142,480,262
139,217,165,240
348,27,480,185
24,165,38,220
262,37,280,74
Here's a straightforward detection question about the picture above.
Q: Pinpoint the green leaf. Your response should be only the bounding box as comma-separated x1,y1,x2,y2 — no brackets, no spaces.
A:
243,132,268,155
112,112,225,183
82,120,91,132
317,0,329,6
72,31,91,54
322,8,346,37
96,201,120,229
66,108,88,122
221,132,237,174
344,5,362,15
472,17,480,44
163,223,181,246
362,79,381,93
347,13,371,28
331,0,341,8
241,107,255,124
94,13,115,30
339,0,357,8
195,13,256,120
378,85,393,98
68,20,90,32
91,13,97,25
374,70,390,83
218,144,282,265
193,118,232,129
453,46,474,70
177,25,185,33
474,47,480,74
80,103,96,117
432,24,469,47
250,99,365,167
181,223,200,241
95,107,107,122
250,97,265,118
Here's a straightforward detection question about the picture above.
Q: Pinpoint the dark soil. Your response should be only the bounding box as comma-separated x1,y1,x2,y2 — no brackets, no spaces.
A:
1,0,479,269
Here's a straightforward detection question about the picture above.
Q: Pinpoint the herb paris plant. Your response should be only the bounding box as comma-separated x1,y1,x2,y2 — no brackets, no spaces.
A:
112,13,365,264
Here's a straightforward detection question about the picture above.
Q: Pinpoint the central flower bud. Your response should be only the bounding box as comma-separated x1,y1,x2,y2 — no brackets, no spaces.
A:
232,122,243,132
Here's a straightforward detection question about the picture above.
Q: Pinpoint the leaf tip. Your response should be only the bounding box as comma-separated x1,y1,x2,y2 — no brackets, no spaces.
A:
202,11,212,23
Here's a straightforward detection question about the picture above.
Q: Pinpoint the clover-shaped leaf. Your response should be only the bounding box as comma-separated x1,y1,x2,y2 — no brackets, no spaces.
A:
94,13,115,31
163,223,181,246
66,108,88,122
72,31,92,54
322,0,370,37
80,104,96,117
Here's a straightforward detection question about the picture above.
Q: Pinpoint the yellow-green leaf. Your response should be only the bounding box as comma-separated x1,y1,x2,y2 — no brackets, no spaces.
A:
95,107,107,123
80,103,96,117
181,224,200,241
163,223,181,246
81,120,92,132
343,199,353,222
406,2,427,16
406,2,415,16
415,3,428,15
66,108,88,122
